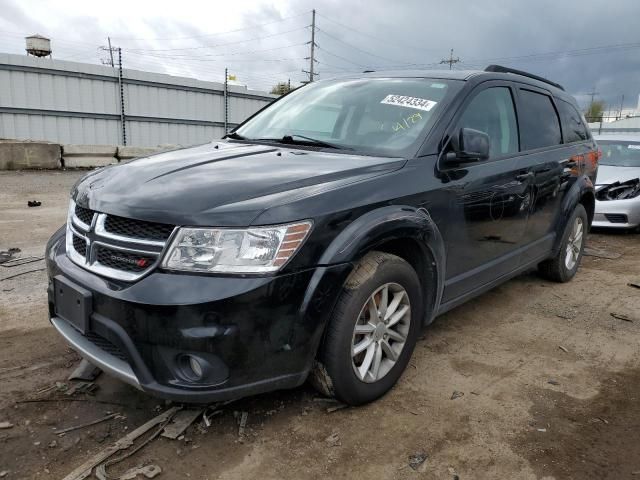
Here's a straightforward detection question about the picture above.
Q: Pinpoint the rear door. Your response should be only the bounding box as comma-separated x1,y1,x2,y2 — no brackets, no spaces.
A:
513,86,591,263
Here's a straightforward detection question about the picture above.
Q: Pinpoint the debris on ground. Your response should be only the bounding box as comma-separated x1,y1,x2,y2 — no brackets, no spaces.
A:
27,200,42,207
450,390,464,400
118,464,162,479
548,379,560,386
65,382,99,396
408,451,428,471
0,248,21,264
583,247,621,259
62,407,179,480
628,282,640,290
326,403,348,413
0,421,13,429
68,359,102,382
56,413,120,436
0,471,8,478
537,428,547,432
611,312,634,323
0,267,45,281
161,408,203,440
202,408,222,428
324,432,341,447
236,411,249,438
558,345,569,353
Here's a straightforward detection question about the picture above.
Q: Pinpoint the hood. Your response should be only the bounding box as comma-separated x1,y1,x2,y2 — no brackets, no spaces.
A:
595,165,640,186
73,142,406,226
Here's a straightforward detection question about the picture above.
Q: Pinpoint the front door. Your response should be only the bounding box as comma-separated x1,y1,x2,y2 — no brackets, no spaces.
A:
436,83,530,302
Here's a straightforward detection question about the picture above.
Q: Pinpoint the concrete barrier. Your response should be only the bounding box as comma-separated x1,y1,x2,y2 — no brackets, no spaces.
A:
62,144,118,168
117,145,181,160
0,141,61,170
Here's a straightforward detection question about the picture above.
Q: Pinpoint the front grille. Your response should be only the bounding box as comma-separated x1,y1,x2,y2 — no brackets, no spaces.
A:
95,245,156,273
75,205,95,226
83,332,129,362
104,215,174,242
605,214,628,224
72,234,87,257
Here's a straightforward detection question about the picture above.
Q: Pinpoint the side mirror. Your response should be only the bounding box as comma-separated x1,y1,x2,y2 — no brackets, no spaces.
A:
446,128,490,163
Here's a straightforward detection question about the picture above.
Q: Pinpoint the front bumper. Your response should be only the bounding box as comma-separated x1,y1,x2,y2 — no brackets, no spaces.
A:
593,197,640,228
46,228,352,403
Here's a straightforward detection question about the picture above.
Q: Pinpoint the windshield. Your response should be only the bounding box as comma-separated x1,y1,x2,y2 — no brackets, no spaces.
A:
234,77,461,156
599,140,640,167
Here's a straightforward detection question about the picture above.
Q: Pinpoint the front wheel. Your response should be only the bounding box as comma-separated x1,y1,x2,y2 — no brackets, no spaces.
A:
538,203,588,282
310,251,422,405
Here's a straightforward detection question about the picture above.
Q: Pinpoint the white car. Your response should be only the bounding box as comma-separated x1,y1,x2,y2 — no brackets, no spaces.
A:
593,134,640,229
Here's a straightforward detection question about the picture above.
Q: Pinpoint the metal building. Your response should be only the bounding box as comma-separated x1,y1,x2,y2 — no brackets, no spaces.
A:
0,52,275,147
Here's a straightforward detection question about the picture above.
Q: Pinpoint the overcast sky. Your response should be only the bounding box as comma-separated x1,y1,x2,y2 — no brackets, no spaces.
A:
2,0,639,113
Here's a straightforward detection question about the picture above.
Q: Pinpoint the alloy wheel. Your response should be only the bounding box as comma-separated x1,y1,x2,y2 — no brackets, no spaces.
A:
565,216,584,270
351,282,411,383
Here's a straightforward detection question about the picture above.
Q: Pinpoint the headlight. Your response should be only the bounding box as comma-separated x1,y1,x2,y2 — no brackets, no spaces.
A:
161,221,312,274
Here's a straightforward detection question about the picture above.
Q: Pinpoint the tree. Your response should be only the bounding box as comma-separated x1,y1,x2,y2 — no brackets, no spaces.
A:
270,81,293,96
584,100,605,123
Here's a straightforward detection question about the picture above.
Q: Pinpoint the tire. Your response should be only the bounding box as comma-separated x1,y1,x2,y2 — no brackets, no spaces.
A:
310,251,423,405
538,203,588,282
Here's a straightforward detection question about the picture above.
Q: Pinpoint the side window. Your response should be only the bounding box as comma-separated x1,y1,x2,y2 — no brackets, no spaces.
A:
557,99,589,143
518,89,562,150
457,87,518,158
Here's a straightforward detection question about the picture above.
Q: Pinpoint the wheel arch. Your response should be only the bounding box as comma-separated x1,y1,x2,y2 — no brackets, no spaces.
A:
318,205,446,326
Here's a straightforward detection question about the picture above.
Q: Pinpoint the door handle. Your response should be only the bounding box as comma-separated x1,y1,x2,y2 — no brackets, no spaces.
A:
516,172,534,182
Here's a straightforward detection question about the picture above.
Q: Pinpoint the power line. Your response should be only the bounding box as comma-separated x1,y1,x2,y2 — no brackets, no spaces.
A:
125,26,309,53
112,11,310,42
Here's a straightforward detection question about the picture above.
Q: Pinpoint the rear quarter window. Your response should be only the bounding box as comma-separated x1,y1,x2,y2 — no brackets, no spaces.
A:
518,89,562,150
557,99,590,143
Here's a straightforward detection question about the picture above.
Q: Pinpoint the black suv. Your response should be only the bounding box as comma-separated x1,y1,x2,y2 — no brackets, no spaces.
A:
46,65,598,405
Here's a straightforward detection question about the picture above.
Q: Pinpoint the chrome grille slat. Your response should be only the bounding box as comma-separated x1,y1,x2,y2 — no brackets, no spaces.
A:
66,200,175,281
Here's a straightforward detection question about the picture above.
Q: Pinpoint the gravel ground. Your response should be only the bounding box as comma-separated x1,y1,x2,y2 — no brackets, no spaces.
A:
1,170,639,480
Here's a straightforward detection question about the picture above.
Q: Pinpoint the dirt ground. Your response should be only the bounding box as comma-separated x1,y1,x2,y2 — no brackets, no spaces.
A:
1,170,639,480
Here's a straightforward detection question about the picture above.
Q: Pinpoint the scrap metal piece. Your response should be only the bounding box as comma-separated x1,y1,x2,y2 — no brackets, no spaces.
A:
160,408,203,440
61,406,180,480
237,411,248,437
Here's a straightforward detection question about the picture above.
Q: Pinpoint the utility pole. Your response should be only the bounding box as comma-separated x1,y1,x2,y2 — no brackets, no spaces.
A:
99,39,116,67
618,94,625,119
440,49,460,70
302,9,318,83
117,47,126,145
107,37,114,68
586,87,599,105
224,68,229,133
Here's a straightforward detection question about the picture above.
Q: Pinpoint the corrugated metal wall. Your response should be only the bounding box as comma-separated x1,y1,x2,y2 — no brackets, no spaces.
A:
0,53,275,147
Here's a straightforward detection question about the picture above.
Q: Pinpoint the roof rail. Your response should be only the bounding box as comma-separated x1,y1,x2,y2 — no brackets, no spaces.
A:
484,64,565,91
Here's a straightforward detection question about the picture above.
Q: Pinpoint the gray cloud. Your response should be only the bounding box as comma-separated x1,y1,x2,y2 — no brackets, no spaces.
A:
2,0,639,111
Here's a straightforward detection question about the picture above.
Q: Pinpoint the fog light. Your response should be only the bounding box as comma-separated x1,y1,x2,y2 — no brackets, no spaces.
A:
188,356,203,379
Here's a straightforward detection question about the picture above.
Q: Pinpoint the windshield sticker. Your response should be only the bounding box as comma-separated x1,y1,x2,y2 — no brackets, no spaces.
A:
381,94,438,112
430,83,447,89
392,112,423,132
628,145,640,150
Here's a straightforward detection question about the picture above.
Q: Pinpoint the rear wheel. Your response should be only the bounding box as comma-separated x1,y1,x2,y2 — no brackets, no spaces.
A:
538,204,587,282
310,251,422,405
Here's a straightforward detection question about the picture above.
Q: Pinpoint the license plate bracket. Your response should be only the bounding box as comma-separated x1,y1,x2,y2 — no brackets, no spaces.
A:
53,276,92,334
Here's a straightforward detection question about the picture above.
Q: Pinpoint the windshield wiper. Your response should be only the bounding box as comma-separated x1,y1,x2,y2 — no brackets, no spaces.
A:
252,134,350,150
282,134,351,150
224,132,247,140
